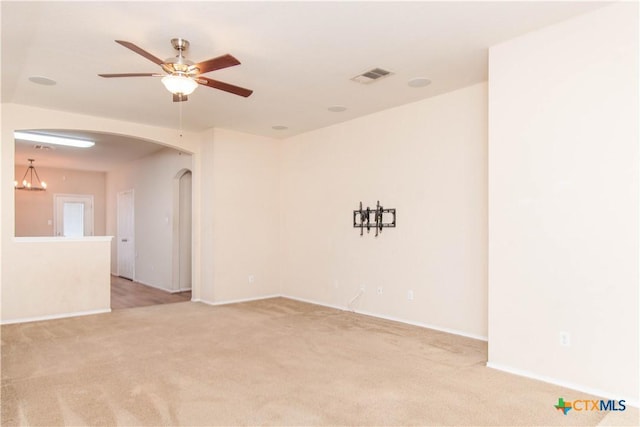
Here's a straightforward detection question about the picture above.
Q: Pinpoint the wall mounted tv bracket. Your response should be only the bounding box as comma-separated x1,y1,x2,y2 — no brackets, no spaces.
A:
353,201,396,237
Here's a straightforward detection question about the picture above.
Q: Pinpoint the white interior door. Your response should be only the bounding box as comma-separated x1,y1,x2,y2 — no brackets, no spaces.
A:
54,194,94,237
117,190,135,280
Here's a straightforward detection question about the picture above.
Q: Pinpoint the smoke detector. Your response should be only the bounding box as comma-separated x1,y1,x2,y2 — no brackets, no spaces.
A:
351,67,393,84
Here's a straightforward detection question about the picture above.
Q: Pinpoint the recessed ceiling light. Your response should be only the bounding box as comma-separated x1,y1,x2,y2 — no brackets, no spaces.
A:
272,125,288,130
28,76,57,86
408,77,432,88
14,131,95,148
328,105,347,113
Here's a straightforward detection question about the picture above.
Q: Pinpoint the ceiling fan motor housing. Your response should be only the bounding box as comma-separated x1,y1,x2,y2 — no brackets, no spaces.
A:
171,38,189,52
163,39,196,74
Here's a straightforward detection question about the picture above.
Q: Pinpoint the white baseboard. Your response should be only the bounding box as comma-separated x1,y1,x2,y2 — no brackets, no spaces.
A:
281,294,488,342
357,307,488,342
193,294,281,306
1,308,111,325
171,287,192,294
486,362,639,408
283,295,347,312
0,292,484,341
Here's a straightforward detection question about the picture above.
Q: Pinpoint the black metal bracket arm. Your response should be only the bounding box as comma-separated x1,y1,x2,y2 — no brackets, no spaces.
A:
353,201,396,237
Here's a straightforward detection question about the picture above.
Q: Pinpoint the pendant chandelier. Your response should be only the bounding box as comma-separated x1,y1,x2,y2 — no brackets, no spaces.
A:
15,159,47,191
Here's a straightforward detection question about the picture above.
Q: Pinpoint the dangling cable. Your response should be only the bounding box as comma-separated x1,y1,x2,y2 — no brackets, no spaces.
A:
347,287,364,312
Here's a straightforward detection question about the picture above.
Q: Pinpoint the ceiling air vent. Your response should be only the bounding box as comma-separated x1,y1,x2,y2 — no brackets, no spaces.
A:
351,67,393,84
34,145,54,151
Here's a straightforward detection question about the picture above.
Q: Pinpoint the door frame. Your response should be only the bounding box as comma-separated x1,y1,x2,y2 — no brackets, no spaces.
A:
117,189,135,280
53,193,94,237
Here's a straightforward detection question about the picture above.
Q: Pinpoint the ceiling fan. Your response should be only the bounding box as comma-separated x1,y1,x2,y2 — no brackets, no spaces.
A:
99,38,253,102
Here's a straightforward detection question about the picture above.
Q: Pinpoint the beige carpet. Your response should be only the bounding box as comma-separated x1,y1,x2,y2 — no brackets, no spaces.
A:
1,298,637,426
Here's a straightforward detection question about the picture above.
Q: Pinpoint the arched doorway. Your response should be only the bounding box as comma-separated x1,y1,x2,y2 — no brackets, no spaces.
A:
173,169,192,292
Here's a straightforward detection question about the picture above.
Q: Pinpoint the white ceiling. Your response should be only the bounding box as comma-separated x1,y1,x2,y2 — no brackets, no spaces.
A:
3,1,608,170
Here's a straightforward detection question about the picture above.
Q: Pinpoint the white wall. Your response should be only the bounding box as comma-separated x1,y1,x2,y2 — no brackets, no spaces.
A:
280,83,488,339
488,2,638,403
106,147,192,291
199,128,281,303
2,237,112,322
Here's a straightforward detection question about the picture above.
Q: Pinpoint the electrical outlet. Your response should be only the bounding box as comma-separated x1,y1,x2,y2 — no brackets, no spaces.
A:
407,290,414,301
559,331,571,347
248,275,255,284
377,286,383,295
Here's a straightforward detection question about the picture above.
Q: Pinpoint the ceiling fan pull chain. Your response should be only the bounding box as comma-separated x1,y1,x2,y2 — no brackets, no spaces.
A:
178,101,183,138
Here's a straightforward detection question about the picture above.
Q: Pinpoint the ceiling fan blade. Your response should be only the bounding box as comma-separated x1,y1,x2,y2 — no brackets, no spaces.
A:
195,54,241,74
98,73,160,78
198,77,253,97
115,40,164,66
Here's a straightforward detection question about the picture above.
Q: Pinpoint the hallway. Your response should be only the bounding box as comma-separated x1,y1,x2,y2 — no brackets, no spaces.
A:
110,275,191,310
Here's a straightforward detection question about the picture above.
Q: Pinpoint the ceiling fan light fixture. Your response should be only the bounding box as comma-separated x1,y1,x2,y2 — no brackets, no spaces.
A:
162,74,198,95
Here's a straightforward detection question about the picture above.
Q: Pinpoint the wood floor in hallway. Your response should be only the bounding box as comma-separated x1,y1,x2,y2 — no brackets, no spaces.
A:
110,275,191,310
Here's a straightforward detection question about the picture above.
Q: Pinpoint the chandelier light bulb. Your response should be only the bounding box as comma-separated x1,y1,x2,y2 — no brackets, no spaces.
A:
42,182,47,189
